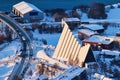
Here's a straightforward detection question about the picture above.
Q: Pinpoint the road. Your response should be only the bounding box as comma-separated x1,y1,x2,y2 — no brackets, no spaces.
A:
0,14,33,80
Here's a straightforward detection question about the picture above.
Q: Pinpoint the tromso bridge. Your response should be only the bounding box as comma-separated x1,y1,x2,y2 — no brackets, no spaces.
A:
0,13,33,80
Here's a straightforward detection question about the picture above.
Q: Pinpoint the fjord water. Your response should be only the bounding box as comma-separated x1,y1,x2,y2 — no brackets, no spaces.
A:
0,0,120,11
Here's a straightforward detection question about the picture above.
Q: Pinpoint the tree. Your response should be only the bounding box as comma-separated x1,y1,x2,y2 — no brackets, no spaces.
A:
102,22,109,29
0,34,4,44
7,30,12,42
51,8,65,22
100,62,107,75
72,10,79,18
42,39,47,45
113,68,120,78
88,2,107,19
118,5,120,8
31,23,38,31
73,5,89,13
28,69,33,76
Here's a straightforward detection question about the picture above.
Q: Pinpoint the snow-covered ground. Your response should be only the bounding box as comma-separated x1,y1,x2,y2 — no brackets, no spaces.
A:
0,64,13,80
0,41,21,80
81,6,120,22
0,41,21,59
33,29,61,46
1,3,120,80
107,7,120,19
32,29,79,46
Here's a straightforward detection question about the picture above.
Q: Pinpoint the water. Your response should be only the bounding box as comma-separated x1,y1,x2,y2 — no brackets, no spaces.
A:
0,0,120,11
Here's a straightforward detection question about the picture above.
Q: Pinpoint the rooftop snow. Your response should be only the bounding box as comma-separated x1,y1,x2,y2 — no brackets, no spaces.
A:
13,1,42,14
63,18,80,22
81,24,104,31
101,49,120,56
83,35,114,45
78,29,98,36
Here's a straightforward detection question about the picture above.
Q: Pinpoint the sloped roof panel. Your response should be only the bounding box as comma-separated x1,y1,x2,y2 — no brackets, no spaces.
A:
13,1,42,14
53,19,94,67
82,24,104,31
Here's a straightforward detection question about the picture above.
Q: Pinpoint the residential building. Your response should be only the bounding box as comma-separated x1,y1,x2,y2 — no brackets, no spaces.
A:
100,49,120,58
63,18,80,30
82,35,114,50
78,29,98,40
81,24,104,33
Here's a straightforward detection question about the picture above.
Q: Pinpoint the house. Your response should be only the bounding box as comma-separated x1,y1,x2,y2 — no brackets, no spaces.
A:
63,18,80,30
12,1,44,22
78,29,98,40
93,73,113,80
100,50,120,58
88,2,107,19
81,24,104,33
82,35,114,50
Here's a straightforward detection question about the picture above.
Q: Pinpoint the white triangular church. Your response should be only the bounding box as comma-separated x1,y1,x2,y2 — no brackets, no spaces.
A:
53,19,95,67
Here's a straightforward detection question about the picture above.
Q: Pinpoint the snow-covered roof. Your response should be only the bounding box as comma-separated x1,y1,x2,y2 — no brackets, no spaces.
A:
83,35,114,45
13,1,42,14
63,18,80,22
78,29,98,36
100,49,120,56
94,73,113,80
53,66,85,80
82,24,104,31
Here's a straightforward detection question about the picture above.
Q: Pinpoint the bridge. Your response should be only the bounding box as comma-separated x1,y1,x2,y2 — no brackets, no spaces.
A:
0,14,33,80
